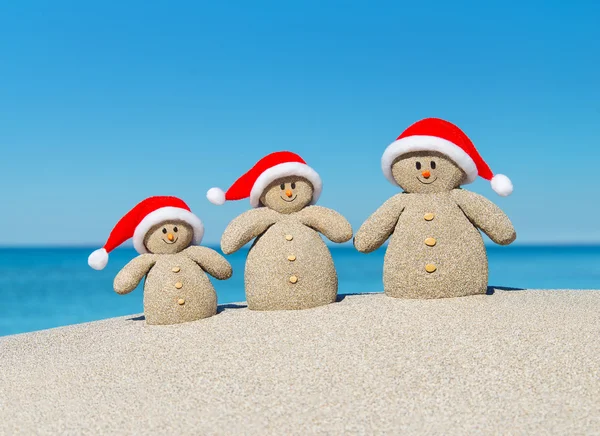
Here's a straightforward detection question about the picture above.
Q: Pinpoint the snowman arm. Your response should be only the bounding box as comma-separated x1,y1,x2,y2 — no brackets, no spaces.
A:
354,194,406,253
221,208,280,254
297,206,353,243
184,246,233,280
113,254,156,295
452,189,516,245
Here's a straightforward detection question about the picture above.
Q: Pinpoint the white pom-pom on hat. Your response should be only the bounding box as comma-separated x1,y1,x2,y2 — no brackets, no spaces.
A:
490,174,513,197
206,187,226,205
88,248,109,270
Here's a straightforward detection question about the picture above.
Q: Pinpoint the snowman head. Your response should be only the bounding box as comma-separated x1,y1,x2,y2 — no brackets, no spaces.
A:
143,221,195,254
88,196,205,270
381,118,513,196
391,151,466,194
259,176,314,214
206,152,324,208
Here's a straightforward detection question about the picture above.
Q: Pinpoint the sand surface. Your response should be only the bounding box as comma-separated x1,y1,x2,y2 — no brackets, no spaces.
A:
1,290,599,435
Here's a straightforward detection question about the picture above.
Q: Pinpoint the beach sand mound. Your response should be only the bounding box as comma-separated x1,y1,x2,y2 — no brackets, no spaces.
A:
1,290,599,434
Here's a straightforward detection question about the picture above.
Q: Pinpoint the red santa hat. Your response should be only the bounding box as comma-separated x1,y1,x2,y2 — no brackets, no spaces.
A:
207,151,322,207
88,196,204,270
381,118,513,196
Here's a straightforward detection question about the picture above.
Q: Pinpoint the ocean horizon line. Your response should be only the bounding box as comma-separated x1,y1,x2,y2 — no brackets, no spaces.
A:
1,242,600,250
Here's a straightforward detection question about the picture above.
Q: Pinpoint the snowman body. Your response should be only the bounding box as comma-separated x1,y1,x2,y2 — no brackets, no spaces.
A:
144,253,217,325
210,151,353,310
384,191,487,299
354,118,516,300
245,217,337,310
90,196,231,325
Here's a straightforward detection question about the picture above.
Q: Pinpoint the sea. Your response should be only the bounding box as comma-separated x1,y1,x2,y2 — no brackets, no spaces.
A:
1,245,599,337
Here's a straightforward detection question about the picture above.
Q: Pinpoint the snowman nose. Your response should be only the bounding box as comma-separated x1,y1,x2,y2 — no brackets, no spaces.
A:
422,170,431,179
285,189,293,197
167,233,174,241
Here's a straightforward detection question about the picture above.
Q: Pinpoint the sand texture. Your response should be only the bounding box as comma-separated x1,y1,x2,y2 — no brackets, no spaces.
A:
355,190,515,299
222,206,352,311
142,253,218,325
1,290,599,435
113,246,232,325
245,219,339,310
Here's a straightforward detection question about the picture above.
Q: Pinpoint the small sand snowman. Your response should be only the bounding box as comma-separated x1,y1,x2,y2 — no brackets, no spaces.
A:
354,118,516,299
207,151,353,311
88,196,232,324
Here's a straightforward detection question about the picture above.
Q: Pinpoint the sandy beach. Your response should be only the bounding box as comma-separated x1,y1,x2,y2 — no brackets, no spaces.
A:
1,289,599,434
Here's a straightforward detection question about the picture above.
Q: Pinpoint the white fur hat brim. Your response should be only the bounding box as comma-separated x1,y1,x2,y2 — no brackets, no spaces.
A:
381,135,479,185
132,207,204,254
249,162,322,208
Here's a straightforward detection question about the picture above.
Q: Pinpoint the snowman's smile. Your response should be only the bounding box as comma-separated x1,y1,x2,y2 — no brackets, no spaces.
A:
162,237,179,244
417,176,438,185
280,195,297,202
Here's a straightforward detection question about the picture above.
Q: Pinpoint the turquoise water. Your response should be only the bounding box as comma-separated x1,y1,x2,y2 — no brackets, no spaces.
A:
1,245,599,336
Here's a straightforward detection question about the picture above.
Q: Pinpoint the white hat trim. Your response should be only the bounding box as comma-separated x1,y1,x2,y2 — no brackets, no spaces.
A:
249,162,322,208
381,135,479,185
132,206,204,254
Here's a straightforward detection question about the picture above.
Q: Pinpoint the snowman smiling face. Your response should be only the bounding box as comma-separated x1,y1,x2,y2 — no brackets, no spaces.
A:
144,221,194,254
260,177,314,214
392,151,466,194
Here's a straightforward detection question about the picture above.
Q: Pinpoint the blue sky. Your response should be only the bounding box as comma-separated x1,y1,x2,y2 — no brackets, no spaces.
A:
0,0,598,246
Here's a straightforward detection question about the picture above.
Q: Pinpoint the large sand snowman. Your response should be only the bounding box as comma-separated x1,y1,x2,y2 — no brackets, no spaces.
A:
207,151,352,310
354,118,516,299
88,196,232,324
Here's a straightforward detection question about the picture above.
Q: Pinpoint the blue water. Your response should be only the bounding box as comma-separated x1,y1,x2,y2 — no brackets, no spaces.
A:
1,246,599,336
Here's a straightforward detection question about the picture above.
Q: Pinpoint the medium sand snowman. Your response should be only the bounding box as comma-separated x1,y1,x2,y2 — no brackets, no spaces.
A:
88,196,232,324
207,151,353,310
354,118,516,299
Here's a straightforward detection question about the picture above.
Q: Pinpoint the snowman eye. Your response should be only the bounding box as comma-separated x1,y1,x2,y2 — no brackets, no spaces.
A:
291,182,296,189
162,228,167,234
280,183,285,190
416,162,422,170
173,227,178,233
431,161,436,169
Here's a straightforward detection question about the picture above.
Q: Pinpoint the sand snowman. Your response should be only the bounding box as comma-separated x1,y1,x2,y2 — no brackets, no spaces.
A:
207,151,353,310
88,196,232,324
354,118,516,299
